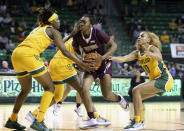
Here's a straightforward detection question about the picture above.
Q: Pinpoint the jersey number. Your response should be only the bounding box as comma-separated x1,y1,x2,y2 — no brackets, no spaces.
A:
143,65,150,73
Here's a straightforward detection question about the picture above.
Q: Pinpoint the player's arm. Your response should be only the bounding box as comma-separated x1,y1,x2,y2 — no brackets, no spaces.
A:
63,35,71,43
46,27,92,72
145,46,163,61
103,36,117,60
110,50,138,63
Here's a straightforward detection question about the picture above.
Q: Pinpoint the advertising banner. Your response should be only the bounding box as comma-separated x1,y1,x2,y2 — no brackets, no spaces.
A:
0,76,181,97
170,44,184,58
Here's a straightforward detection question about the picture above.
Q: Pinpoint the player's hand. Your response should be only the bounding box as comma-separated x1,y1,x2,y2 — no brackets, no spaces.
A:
91,52,103,65
79,61,95,72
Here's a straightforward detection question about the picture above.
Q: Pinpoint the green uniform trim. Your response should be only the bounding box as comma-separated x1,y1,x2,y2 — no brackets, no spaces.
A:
29,66,45,75
16,71,28,76
154,62,169,92
53,74,77,85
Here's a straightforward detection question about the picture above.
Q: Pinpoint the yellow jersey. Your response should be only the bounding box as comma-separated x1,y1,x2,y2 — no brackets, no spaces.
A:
53,38,75,63
138,46,168,80
18,25,53,54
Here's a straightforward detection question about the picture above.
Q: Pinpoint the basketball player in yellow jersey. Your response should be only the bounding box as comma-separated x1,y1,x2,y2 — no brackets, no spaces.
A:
111,31,174,131
5,7,91,131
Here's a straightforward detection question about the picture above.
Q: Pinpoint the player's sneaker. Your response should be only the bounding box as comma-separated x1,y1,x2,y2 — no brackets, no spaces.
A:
74,106,83,117
25,111,37,123
124,119,144,131
79,118,98,130
118,94,129,111
53,103,61,116
141,121,145,128
96,116,111,126
5,118,26,130
30,119,51,131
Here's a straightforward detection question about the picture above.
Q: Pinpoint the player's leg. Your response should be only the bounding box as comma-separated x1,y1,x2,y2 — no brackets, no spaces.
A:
124,81,161,131
74,91,83,117
68,74,98,129
5,74,32,130
100,74,129,110
53,84,70,115
26,83,65,121
30,72,55,131
62,84,73,101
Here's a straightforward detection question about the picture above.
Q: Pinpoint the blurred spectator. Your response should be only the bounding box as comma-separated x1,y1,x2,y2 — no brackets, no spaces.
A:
1,32,10,50
66,0,73,7
31,0,38,13
15,33,25,43
113,61,123,75
60,20,70,33
10,5,19,17
124,5,130,17
64,29,69,37
9,20,17,34
168,19,177,31
136,19,144,30
171,33,179,43
3,13,12,25
0,15,4,27
177,18,184,32
0,36,6,50
44,0,51,8
121,63,130,76
0,32,10,50
93,23,102,30
160,31,170,44
133,25,142,42
127,18,137,37
0,60,10,72
93,2,103,17
6,43,15,69
24,3,32,15
0,3,7,13
169,64,176,78
179,34,184,43
19,17,27,30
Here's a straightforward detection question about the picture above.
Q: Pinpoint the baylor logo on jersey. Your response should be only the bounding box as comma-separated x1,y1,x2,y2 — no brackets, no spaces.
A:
139,57,150,64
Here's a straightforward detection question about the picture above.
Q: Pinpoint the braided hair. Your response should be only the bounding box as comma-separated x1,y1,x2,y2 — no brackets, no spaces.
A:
37,7,57,26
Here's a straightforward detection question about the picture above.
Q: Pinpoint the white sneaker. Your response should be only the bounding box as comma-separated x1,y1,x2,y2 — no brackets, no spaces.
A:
118,94,129,111
79,118,98,130
96,116,111,127
53,103,61,116
25,111,36,123
74,106,83,117
141,121,145,128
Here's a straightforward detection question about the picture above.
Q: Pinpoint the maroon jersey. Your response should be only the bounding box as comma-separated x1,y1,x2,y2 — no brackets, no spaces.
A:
73,27,110,55
73,27,112,79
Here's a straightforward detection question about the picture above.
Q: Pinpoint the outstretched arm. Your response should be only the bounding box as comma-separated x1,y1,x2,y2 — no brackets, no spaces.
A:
111,50,138,63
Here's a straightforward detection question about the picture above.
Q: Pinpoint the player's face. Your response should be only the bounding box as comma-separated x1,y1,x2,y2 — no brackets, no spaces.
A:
137,32,150,49
52,17,60,29
79,16,91,32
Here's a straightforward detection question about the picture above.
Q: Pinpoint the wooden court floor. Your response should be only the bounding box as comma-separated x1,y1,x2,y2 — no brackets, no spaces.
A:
0,102,184,131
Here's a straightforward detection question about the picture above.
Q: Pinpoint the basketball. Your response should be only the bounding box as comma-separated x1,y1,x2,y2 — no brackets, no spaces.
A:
84,52,102,69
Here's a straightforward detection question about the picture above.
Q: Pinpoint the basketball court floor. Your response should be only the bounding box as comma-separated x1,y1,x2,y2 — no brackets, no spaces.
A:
0,102,184,131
